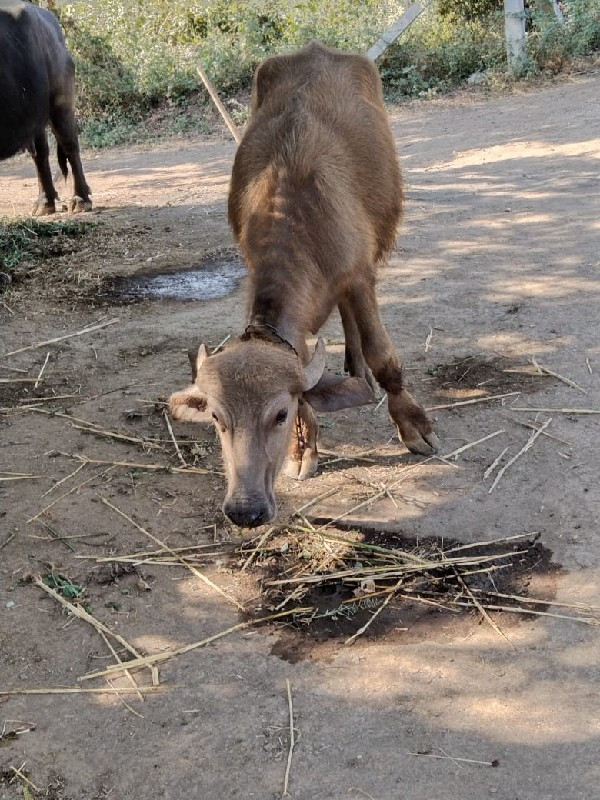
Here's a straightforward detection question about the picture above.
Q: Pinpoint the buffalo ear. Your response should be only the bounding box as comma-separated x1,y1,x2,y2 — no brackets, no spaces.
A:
168,384,210,423
303,374,375,412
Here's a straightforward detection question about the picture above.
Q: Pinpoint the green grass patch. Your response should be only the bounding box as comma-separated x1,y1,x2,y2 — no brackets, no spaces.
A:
0,218,95,288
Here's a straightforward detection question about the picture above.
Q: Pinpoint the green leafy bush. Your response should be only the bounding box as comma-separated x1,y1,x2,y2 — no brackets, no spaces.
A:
49,0,599,144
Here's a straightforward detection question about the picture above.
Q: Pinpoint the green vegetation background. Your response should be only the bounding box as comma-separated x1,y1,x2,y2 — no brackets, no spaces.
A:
35,0,600,146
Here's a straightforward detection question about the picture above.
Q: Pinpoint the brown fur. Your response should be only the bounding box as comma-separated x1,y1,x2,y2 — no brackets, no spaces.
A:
169,42,438,527
229,42,403,349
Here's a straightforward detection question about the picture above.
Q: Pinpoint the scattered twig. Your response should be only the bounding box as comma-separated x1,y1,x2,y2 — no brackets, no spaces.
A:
0,362,28,373
163,409,187,466
586,358,592,375
2,318,119,358
241,527,275,571
106,677,145,718
17,393,86,405
511,419,572,446
212,333,231,354
25,407,164,450
99,496,245,611
444,598,599,625
319,448,377,464
37,520,75,552
470,588,600,613
488,419,552,493
444,429,504,461
293,487,339,515
372,394,387,413
315,459,435,528
85,540,227,562
27,466,115,523
483,447,509,480
424,327,433,352
509,407,600,414
33,575,148,669
0,377,42,384
282,679,296,797
453,567,513,647
98,629,146,701
0,474,44,482
34,351,50,389
530,356,587,394
8,765,41,793
0,532,16,550
79,607,314,681
443,532,538,555
69,422,164,450
345,578,402,646
61,453,213,475
0,686,166,696
41,462,86,497
0,723,36,742
427,392,519,411
408,752,499,767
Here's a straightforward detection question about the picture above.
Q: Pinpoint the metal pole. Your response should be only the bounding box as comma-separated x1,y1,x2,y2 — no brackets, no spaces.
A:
504,0,528,71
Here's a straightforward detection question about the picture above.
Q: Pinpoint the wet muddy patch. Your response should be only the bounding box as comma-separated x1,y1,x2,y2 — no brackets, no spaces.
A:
103,249,245,303
233,525,568,663
428,355,555,400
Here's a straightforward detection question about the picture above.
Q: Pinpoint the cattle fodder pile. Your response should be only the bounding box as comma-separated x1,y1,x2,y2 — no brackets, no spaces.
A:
234,526,598,645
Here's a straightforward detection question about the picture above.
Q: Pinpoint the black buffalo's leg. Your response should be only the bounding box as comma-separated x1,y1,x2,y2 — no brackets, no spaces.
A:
50,78,92,213
30,129,58,216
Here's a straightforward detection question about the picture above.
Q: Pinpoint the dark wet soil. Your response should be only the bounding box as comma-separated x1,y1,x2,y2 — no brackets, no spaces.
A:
428,355,554,398
238,526,562,663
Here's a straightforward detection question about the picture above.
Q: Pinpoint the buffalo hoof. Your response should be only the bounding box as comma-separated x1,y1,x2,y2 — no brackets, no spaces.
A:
283,457,301,479
400,429,440,456
32,198,56,216
283,448,319,481
388,389,440,456
298,448,319,480
65,196,93,214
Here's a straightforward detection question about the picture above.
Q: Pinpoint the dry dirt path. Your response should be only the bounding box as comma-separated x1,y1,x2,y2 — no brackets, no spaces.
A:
1,74,599,800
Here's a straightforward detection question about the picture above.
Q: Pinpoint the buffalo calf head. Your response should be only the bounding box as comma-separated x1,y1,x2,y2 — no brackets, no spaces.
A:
169,338,372,527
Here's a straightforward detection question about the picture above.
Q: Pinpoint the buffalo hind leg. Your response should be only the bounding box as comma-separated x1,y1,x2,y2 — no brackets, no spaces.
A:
339,299,377,393
346,281,439,455
51,100,92,213
283,398,319,480
30,130,58,216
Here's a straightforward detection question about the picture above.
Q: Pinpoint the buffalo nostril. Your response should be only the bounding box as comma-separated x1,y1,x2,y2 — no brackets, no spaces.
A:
247,507,268,527
223,502,270,528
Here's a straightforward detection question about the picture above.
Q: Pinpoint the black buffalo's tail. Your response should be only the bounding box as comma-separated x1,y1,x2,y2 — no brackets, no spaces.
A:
57,142,69,181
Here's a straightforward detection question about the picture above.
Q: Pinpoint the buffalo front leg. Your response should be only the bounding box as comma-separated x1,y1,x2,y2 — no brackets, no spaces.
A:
339,299,377,393
346,282,439,455
283,398,319,481
30,130,58,216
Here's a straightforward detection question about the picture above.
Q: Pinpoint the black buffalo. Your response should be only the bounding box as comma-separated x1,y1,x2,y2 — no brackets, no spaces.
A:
0,0,92,215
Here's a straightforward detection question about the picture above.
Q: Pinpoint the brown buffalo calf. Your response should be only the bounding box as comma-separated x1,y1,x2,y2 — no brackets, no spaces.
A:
170,42,438,527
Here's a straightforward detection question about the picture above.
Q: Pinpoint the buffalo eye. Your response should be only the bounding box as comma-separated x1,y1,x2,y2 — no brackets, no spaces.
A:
275,409,288,425
211,412,219,423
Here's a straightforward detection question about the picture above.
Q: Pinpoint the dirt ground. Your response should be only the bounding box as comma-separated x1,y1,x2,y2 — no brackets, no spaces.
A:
1,73,599,800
